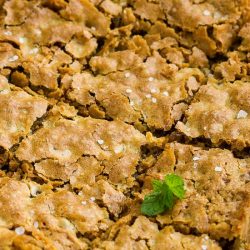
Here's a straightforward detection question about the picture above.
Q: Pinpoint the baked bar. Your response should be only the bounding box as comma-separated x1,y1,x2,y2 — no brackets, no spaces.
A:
0,0,249,249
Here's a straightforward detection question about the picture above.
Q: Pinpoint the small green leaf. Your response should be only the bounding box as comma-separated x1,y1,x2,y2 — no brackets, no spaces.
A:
141,191,165,216
141,174,185,217
165,174,185,199
152,179,163,192
162,184,174,209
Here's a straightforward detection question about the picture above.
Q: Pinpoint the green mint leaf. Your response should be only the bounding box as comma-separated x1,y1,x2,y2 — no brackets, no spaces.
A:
162,184,174,209
141,191,165,216
141,174,185,216
152,179,164,192
165,174,185,199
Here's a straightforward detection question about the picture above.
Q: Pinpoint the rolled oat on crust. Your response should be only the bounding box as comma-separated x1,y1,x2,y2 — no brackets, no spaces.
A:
0,0,250,249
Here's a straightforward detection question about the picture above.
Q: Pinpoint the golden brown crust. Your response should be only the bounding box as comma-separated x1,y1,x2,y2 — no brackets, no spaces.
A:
146,143,250,241
176,81,250,149
93,217,221,250
0,78,48,150
16,114,145,184
0,0,250,249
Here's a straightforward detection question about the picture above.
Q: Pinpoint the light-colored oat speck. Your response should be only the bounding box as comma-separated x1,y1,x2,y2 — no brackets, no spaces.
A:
193,156,200,161
145,94,152,99
8,55,18,62
30,184,40,197
19,37,26,44
97,139,104,145
203,10,211,16
9,124,17,133
163,91,169,96
34,29,42,35
150,88,157,93
29,48,39,54
201,245,207,250
130,101,134,106
81,201,87,205
125,72,130,78
0,89,10,95
15,226,25,235
114,145,124,154
33,221,39,228
151,97,157,103
126,88,132,94
214,11,222,19
237,110,248,119
214,166,222,172
90,197,96,202
148,77,154,82
4,30,12,35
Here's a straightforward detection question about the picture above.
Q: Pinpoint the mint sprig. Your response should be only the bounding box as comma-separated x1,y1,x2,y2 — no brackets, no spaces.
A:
141,174,185,216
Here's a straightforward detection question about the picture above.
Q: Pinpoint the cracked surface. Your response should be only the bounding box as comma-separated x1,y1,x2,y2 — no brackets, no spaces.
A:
146,143,249,240
0,0,249,249
68,59,204,131
0,76,48,149
16,113,145,184
176,81,250,149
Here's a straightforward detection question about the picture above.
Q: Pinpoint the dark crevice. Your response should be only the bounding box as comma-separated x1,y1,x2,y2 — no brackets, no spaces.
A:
170,131,250,159
30,107,51,134
0,39,20,49
95,37,105,55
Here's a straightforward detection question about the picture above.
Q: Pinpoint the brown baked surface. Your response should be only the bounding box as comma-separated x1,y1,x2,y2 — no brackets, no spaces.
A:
0,0,249,249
